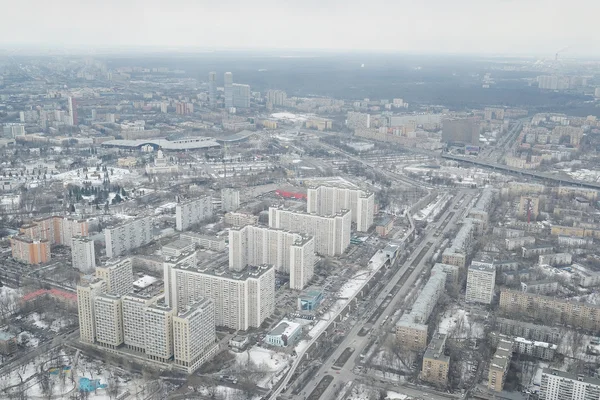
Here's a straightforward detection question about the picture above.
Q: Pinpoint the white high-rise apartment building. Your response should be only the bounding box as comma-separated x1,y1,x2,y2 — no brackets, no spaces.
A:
346,111,371,130
229,226,315,290
77,279,106,343
266,89,287,107
268,207,351,256
307,185,375,232
224,72,233,109
71,236,96,273
175,196,213,231
232,84,251,108
465,262,496,304
144,299,175,363
208,72,217,108
168,264,275,331
173,298,217,373
104,216,153,258
94,293,123,349
540,368,600,400
163,251,197,309
221,188,240,212
122,293,158,352
95,257,133,296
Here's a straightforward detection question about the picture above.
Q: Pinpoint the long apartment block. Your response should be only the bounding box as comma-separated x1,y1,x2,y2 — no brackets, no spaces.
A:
104,216,153,258
268,206,350,256
175,196,213,231
229,225,315,290
167,263,275,331
307,185,375,232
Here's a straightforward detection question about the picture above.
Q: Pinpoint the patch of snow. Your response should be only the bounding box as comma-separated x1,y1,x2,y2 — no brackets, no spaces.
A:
28,312,49,329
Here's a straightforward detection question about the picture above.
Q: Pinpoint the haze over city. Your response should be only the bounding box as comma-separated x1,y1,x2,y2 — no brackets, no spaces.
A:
2,0,600,56
1,3,600,400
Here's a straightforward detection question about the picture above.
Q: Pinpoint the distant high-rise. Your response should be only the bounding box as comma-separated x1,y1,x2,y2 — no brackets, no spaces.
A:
95,257,133,296
175,196,213,231
67,96,77,126
208,72,217,108
77,279,107,343
224,72,233,109
307,185,375,232
221,188,240,212
441,118,480,146
71,236,96,274
266,89,287,107
465,262,496,304
232,84,251,108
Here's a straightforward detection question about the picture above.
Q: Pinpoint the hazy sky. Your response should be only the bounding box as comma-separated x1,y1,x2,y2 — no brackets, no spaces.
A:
2,0,598,56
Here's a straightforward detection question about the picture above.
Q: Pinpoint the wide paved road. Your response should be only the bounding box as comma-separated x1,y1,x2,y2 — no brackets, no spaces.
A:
292,190,475,400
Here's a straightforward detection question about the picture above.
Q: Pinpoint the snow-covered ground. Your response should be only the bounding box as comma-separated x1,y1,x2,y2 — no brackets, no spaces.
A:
1,349,147,400
270,112,308,122
413,193,451,222
438,308,485,339
50,318,69,333
234,347,292,389
27,312,49,330
53,167,140,187
346,383,413,400
18,331,39,348
565,168,600,183
196,385,262,400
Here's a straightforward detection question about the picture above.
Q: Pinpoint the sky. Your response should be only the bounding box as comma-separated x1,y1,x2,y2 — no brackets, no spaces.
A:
1,0,599,56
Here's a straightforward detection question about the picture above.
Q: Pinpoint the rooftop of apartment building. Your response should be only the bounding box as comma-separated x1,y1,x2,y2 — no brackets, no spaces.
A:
490,340,513,372
469,262,496,273
542,368,600,385
229,225,314,245
11,235,49,244
180,232,224,241
146,296,171,313
164,250,197,265
104,214,151,229
163,239,194,251
271,206,351,219
177,297,212,318
174,262,274,281
396,313,428,331
101,256,131,268
424,334,449,362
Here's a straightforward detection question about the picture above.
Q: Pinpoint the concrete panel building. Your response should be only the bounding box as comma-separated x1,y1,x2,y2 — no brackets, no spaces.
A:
268,207,351,256
540,368,600,400
144,299,176,363
95,257,133,296
421,334,449,386
179,232,226,251
221,188,240,212
104,216,153,258
168,264,275,331
224,212,259,227
465,262,496,304
499,290,600,332
173,298,218,373
94,293,124,349
396,271,447,351
77,279,107,343
442,118,480,146
10,236,50,264
122,293,158,352
71,236,96,273
176,196,213,231
307,185,375,232
488,339,513,392
229,225,315,289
